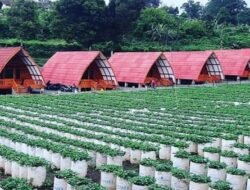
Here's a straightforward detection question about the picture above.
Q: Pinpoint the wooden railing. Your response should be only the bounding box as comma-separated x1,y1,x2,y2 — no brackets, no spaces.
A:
23,79,44,89
79,80,98,90
0,79,14,89
196,74,222,83
160,78,174,86
0,79,42,93
144,77,174,86
97,80,117,90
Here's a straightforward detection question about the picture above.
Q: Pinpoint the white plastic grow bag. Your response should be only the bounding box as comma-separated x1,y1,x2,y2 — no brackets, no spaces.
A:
130,149,141,164
43,149,52,162
107,155,123,166
120,147,131,161
187,141,197,153
211,138,221,148
100,171,116,190
19,165,28,179
66,183,74,190
35,147,44,158
220,156,237,168
171,176,189,190
204,152,219,161
207,168,226,183
221,139,236,151
116,176,131,190
11,161,19,177
21,143,28,154
237,159,250,174
234,147,249,155
190,162,206,175
159,145,171,160
226,173,247,190
244,136,250,145
141,151,156,160
96,153,107,167
27,166,46,187
28,146,36,156
60,157,72,170
15,142,22,152
189,181,209,190
197,143,211,156
71,160,88,177
53,177,67,190
139,165,155,177
4,159,12,175
247,178,250,190
155,171,171,186
87,151,96,167
0,156,4,169
51,153,61,169
131,184,148,190
173,157,190,171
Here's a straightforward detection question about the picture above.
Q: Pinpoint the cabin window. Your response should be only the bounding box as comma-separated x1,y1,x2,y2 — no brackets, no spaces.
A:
4,68,13,79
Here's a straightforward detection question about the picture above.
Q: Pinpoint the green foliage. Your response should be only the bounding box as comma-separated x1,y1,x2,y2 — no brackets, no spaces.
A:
220,150,238,158
149,184,172,190
174,150,191,159
98,164,122,173
238,155,250,162
0,0,249,59
210,180,232,190
0,178,33,190
207,161,227,169
114,169,138,180
134,8,177,43
190,174,211,183
190,155,208,163
52,0,106,46
226,167,246,176
171,168,190,179
234,143,249,149
129,176,155,186
203,147,221,153
181,0,203,19
5,0,39,39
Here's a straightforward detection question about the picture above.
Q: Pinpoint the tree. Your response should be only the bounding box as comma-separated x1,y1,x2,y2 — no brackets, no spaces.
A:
162,6,179,16
134,8,178,44
51,0,106,46
180,19,207,38
5,0,39,39
0,1,3,9
237,8,250,24
203,0,247,24
106,0,160,43
181,0,203,19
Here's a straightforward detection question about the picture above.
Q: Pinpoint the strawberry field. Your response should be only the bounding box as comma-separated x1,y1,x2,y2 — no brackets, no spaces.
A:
0,84,250,190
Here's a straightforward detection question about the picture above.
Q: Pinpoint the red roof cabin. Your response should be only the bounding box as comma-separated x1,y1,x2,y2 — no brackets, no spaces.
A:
164,51,224,85
109,52,176,88
42,51,117,91
214,49,250,81
0,47,44,94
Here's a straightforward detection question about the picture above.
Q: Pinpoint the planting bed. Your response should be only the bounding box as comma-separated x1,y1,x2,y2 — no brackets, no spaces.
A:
0,84,250,189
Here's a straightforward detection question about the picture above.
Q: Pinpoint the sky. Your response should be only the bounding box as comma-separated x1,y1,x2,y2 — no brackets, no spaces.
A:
104,0,250,8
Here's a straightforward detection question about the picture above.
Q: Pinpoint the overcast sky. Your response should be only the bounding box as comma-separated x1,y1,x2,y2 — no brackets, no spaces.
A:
104,0,250,8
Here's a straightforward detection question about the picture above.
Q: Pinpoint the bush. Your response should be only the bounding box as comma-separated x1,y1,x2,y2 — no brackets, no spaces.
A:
190,174,211,183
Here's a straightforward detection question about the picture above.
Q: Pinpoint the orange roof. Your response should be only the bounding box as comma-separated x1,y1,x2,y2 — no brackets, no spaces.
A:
109,52,165,84
164,51,216,80
0,47,22,73
214,49,250,77
42,51,105,86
